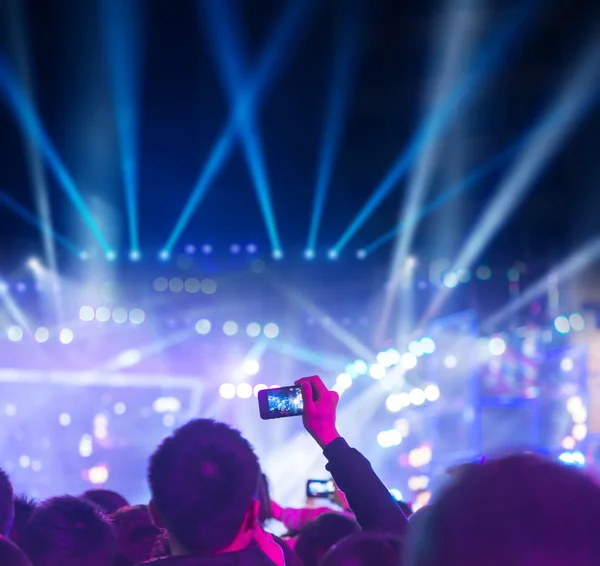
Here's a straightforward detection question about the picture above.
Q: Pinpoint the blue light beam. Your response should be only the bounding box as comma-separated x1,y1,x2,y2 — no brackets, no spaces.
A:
422,35,600,324
101,0,143,255
0,54,111,253
331,4,536,254
163,0,312,255
0,191,82,256
199,0,283,254
306,4,364,255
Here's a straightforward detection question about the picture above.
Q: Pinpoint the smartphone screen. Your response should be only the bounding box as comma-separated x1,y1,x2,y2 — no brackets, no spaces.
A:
306,479,335,499
258,385,304,419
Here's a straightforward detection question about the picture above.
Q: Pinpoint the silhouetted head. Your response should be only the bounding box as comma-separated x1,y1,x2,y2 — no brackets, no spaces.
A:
320,532,403,566
9,496,36,548
83,489,129,515
111,505,161,566
294,513,361,566
411,453,600,566
0,537,32,566
148,418,261,555
22,495,117,566
0,468,14,536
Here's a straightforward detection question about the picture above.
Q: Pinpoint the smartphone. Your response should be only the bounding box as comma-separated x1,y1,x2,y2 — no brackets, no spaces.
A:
306,479,335,499
258,385,304,420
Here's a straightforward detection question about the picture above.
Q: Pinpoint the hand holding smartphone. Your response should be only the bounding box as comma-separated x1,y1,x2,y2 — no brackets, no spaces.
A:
258,385,304,420
306,479,336,499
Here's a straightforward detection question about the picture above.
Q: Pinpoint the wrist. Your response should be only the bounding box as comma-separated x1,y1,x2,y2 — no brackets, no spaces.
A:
314,428,341,450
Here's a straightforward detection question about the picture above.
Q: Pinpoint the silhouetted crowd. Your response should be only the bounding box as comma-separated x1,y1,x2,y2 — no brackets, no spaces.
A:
2,375,600,565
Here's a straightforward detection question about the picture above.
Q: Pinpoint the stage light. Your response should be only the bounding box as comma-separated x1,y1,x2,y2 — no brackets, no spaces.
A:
356,249,367,259
561,358,574,372
59,328,74,344
401,353,418,370
554,315,570,334
236,383,253,399
184,244,196,254
304,249,315,260
163,415,175,427
95,307,111,322
409,388,426,406
26,257,41,271
389,488,403,501
386,349,401,365
507,267,520,281
561,436,576,450
566,395,583,414
129,250,141,261
573,423,587,441
79,306,94,321
246,322,262,337
59,413,71,426
185,278,201,293
129,308,145,324
19,455,30,468
269,384,281,389
408,476,430,491
230,244,241,254
105,250,117,261
153,277,168,292
272,249,283,260
376,351,392,367
7,326,23,342
336,373,352,390
31,460,42,472
201,244,213,254
195,319,211,335
169,278,184,293
219,383,236,399
408,446,432,467
444,355,458,369
264,323,279,339
89,465,109,485
353,359,368,375
377,429,402,448
327,249,338,260
424,384,440,402
420,337,436,354
408,341,424,357
457,268,471,283
569,313,585,332
394,417,410,436
200,278,217,294
112,308,128,324
369,363,386,379
476,265,492,280
159,250,170,261
572,406,587,425
253,384,268,397
79,251,90,261
243,359,260,375
386,395,404,413
79,434,93,457
35,327,50,343
488,337,506,356
152,397,182,413
5,404,16,416
114,402,126,415
443,272,459,288
223,321,239,336
247,243,258,253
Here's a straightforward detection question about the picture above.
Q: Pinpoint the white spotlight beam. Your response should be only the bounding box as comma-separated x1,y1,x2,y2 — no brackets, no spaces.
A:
483,236,600,331
422,36,600,324
389,1,479,282
271,277,376,362
7,0,63,323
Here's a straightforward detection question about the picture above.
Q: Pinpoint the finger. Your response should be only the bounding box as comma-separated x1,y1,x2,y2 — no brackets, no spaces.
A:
300,381,316,412
296,375,329,399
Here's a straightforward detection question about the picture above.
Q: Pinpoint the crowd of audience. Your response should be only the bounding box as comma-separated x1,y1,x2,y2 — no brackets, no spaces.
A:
1,374,600,565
